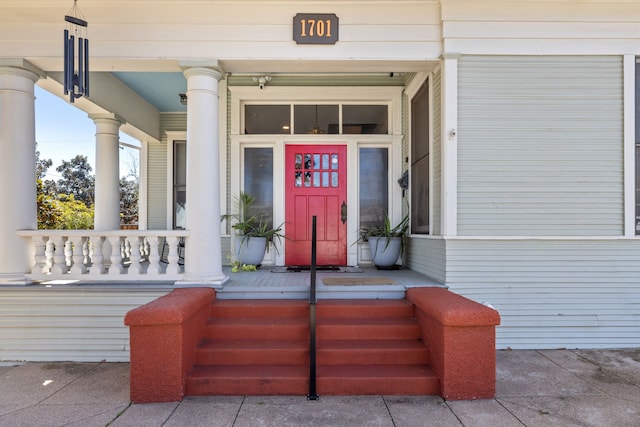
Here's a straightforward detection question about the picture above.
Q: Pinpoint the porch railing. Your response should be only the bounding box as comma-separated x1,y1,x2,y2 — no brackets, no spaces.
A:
17,229,188,281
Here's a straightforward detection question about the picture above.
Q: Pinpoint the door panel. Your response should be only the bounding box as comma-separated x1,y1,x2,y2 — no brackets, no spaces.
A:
285,145,347,266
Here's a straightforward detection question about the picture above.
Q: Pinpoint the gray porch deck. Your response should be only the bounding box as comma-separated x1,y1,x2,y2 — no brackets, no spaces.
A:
216,266,445,299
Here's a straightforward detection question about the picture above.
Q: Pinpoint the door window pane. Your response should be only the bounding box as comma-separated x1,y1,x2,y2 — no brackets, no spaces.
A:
244,148,274,226
359,147,388,229
343,105,388,134
244,105,291,134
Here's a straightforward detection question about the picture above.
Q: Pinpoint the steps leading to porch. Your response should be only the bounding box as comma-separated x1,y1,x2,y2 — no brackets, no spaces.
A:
184,299,439,396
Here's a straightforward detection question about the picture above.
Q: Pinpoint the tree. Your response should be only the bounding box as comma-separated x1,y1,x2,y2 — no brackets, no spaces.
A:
120,177,139,226
56,155,95,207
36,146,62,229
56,194,94,229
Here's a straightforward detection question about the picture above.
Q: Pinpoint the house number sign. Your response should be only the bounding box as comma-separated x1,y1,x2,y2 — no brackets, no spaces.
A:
293,13,338,45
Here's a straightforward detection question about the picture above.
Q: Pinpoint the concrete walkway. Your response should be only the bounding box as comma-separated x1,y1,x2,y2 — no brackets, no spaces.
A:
0,349,638,426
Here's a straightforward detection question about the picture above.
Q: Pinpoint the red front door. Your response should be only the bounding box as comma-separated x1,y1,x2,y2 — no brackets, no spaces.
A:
285,145,347,266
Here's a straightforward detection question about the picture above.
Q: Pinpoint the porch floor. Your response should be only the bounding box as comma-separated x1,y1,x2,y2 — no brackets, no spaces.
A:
216,265,445,299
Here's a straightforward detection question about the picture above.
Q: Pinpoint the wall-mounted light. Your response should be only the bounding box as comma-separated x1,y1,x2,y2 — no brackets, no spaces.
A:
252,75,271,90
179,93,187,105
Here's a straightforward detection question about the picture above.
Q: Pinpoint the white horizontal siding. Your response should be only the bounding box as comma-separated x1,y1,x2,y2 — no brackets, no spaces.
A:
406,237,446,283
0,2,443,61
445,238,640,349
0,288,169,362
442,1,640,54
457,55,624,236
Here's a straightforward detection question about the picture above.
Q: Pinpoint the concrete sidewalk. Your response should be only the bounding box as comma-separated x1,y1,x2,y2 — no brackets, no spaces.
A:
0,349,638,427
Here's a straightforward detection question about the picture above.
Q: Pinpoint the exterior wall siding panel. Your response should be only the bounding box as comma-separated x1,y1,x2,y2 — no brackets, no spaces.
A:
446,238,640,349
457,55,624,236
0,289,169,362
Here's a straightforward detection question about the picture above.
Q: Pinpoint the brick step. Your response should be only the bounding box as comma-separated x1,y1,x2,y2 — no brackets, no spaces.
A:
317,317,422,340
211,299,308,318
317,339,430,365
317,299,415,318
203,317,309,340
186,365,308,396
195,339,308,365
317,364,439,395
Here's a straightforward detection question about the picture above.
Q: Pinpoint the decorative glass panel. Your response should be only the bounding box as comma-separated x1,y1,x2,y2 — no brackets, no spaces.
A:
304,171,311,187
331,154,338,169
295,171,302,187
304,154,312,169
322,154,329,169
295,154,302,170
331,171,338,187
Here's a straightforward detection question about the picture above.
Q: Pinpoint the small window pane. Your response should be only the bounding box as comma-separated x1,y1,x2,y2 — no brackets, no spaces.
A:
331,154,339,169
295,154,302,170
313,154,320,169
331,172,338,187
294,104,339,134
313,172,320,187
295,171,302,187
322,154,329,169
304,171,311,187
245,105,291,134
304,154,312,169
343,105,388,134
322,172,329,187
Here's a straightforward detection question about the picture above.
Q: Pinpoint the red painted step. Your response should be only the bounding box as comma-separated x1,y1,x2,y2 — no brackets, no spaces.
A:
185,299,439,396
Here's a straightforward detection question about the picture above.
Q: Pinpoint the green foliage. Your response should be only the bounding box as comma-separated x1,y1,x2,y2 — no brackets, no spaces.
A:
230,261,258,272
119,177,139,225
36,178,62,229
222,192,285,250
357,211,409,248
55,194,94,229
55,155,95,207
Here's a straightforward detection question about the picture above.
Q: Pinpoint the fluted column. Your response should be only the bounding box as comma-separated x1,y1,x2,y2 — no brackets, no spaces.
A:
90,113,123,231
176,66,228,287
0,64,40,284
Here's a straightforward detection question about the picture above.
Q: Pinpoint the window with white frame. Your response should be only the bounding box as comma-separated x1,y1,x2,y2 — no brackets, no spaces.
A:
243,147,274,226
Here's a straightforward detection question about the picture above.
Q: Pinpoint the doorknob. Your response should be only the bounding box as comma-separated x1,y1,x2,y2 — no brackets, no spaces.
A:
341,201,347,224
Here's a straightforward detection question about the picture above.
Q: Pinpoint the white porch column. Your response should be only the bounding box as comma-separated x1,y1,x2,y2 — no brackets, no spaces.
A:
177,65,228,287
0,63,41,284
90,113,123,231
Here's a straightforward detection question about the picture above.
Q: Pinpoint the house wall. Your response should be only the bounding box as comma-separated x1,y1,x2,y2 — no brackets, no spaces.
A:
0,288,170,362
446,238,640,349
457,55,624,236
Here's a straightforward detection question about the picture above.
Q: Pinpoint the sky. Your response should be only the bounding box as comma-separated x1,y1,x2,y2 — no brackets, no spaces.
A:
34,86,140,181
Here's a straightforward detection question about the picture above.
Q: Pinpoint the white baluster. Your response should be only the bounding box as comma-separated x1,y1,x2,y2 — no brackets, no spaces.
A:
108,236,125,275
64,240,73,267
45,240,54,272
128,236,143,275
165,236,180,275
32,236,48,274
69,236,87,274
50,236,68,274
146,236,161,275
90,236,106,275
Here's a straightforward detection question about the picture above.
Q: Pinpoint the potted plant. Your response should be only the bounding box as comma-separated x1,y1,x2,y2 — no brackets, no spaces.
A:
358,212,409,268
221,192,285,267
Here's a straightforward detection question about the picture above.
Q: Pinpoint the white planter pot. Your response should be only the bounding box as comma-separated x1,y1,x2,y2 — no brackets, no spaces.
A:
235,235,267,265
368,236,402,267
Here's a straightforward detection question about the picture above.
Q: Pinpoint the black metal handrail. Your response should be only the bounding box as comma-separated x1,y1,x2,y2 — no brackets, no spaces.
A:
308,215,319,400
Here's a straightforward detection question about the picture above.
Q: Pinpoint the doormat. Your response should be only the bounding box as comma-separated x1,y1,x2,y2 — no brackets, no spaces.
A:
271,266,363,273
322,277,395,286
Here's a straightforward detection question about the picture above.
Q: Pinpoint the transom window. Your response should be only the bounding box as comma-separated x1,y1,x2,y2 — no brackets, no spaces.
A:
244,104,389,135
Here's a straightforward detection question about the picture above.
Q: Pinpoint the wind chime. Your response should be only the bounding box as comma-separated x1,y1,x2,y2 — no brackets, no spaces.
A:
63,0,89,103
